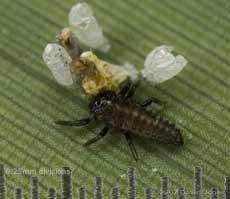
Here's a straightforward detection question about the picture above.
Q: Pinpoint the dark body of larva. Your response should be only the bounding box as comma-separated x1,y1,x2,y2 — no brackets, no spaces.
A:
90,91,183,146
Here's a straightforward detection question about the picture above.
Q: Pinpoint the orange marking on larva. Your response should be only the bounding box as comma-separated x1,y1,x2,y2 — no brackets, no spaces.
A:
132,111,139,117
124,108,130,115
140,115,146,121
115,104,122,111
146,119,152,125
153,119,159,126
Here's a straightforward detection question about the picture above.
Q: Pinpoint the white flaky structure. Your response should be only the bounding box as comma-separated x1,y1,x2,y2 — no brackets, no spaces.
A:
42,44,138,95
69,2,111,52
123,62,139,81
42,2,188,94
141,46,187,83
42,43,74,86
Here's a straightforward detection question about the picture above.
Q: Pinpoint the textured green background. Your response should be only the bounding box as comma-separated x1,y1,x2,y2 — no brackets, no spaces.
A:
0,0,230,198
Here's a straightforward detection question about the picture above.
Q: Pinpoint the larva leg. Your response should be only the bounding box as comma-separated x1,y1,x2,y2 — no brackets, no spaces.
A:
120,80,140,98
140,97,167,107
83,126,110,147
55,116,94,126
124,132,139,162
119,80,132,96
126,82,139,98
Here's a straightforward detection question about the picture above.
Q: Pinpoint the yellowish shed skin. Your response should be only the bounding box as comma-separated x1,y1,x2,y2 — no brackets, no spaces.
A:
58,28,129,96
74,51,129,96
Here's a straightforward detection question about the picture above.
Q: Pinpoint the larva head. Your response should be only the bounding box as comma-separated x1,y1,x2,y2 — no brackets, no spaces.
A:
89,91,115,115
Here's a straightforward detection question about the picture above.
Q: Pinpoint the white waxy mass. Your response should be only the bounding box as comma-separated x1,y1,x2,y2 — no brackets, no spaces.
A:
42,43,74,86
122,62,139,81
69,2,111,52
141,45,188,83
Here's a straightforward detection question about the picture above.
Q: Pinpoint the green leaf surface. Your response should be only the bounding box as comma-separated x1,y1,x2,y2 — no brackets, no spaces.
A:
0,0,230,198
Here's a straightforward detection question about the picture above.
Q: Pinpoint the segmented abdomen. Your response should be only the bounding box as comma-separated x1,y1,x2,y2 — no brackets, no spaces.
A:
107,100,183,145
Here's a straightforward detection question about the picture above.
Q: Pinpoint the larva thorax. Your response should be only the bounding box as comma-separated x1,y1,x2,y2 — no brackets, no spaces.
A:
90,90,183,146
